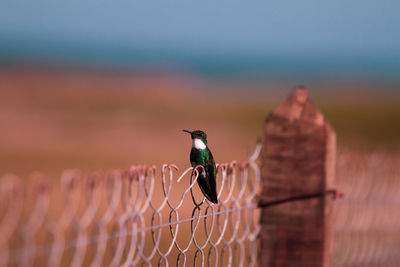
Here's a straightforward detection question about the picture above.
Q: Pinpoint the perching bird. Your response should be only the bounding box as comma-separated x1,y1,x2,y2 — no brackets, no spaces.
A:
183,130,218,204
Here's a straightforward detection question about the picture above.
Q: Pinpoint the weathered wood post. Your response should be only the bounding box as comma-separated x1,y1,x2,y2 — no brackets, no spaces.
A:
260,87,336,266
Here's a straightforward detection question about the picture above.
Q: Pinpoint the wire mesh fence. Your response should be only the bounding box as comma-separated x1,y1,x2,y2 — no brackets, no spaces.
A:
1,144,400,266
333,148,400,267
0,146,262,267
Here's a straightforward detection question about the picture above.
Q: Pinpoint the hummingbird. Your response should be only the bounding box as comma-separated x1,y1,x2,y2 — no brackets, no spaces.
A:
183,130,218,204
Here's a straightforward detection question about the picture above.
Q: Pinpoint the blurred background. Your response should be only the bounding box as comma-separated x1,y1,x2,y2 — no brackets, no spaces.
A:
1,0,399,176
0,1,400,266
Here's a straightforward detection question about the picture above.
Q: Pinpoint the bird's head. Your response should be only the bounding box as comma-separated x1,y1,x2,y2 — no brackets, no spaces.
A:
183,129,208,145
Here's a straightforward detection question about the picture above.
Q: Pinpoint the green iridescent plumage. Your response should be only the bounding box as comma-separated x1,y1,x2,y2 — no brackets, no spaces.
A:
183,130,218,204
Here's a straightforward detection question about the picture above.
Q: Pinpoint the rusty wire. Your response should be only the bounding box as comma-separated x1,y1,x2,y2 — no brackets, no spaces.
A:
0,145,262,267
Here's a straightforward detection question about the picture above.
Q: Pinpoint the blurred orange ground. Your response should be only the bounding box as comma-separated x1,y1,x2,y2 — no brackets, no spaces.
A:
0,66,399,178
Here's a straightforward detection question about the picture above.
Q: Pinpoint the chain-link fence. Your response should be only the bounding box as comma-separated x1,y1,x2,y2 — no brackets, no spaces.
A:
0,146,261,267
1,148,399,267
333,149,400,267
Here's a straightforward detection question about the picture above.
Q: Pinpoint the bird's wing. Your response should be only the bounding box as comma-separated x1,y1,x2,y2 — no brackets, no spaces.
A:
203,148,218,203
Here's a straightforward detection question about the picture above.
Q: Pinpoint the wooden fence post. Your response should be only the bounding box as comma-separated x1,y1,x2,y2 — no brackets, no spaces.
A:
260,87,336,266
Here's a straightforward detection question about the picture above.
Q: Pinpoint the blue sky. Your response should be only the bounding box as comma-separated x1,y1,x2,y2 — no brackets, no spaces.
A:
0,0,399,76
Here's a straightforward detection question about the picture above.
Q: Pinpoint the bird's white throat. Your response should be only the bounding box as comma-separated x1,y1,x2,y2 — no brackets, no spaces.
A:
193,138,206,150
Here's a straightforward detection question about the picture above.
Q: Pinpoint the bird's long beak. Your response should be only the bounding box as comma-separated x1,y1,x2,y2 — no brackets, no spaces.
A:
183,129,192,135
